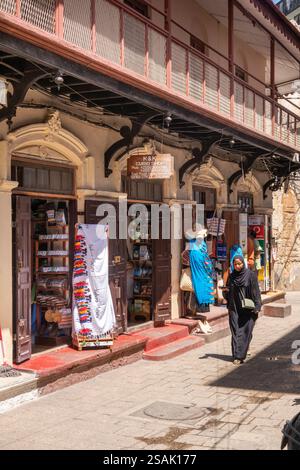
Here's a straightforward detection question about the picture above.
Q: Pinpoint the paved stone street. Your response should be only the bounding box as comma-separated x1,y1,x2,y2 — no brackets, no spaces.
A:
0,292,300,450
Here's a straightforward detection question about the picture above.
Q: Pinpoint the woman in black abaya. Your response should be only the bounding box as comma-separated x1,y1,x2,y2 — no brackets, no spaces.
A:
224,256,261,365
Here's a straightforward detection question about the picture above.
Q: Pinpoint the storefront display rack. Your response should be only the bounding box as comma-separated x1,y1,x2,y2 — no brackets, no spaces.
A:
34,224,71,346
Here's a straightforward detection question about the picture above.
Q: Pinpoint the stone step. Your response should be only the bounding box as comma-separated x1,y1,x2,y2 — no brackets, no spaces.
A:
132,325,189,352
143,336,205,361
263,303,292,318
171,318,199,333
194,320,231,344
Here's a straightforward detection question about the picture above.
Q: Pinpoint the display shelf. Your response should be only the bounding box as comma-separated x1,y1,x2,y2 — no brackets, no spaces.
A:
133,241,152,245
34,221,70,342
131,259,152,263
133,294,152,299
37,272,69,275
133,277,152,281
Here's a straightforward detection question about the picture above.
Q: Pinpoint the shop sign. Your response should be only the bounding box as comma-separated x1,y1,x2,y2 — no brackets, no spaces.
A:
127,153,174,180
249,224,265,239
248,215,264,225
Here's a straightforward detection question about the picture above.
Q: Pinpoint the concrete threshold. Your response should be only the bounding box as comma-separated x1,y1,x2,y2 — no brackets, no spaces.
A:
0,334,146,409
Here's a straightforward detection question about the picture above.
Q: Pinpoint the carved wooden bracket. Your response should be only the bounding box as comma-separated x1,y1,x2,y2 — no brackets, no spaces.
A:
104,111,159,177
179,136,219,188
263,178,276,199
0,70,49,128
227,150,267,200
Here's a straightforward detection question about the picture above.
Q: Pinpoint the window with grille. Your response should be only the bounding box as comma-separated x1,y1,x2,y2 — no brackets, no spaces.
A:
190,36,206,55
235,66,248,83
193,187,216,211
124,0,149,18
11,161,75,195
294,13,300,24
238,192,253,214
122,176,163,202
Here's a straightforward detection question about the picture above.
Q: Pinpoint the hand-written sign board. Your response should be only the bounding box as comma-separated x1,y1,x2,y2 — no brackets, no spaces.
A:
127,154,174,180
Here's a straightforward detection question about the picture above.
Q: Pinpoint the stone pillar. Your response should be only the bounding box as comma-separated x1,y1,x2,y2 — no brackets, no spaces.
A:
166,200,190,320
0,180,19,364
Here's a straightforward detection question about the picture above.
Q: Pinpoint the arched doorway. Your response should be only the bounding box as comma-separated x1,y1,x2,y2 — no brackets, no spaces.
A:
8,117,88,363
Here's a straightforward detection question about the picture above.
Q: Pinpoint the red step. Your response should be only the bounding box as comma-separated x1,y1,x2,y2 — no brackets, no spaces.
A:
171,318,199,333
143,335,205,361
132,325,189,352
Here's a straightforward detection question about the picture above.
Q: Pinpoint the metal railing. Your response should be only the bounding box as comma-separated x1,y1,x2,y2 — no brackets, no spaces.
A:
0,0,299,150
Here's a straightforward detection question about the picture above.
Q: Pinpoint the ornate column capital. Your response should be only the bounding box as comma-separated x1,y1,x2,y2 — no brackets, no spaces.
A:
0,180,19,193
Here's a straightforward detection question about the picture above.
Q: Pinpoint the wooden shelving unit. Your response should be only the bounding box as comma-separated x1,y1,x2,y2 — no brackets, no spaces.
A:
34,224,71,346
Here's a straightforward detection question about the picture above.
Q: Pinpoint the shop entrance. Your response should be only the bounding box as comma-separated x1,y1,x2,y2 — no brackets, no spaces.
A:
11,160,76,363
126,203,171,327
85,196,171,331
13,195,76,363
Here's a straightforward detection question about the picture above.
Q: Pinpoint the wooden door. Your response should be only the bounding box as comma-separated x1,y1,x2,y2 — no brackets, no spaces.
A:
85,200,127,334
13,196,32,364
153,233,172,325
223,209,239,272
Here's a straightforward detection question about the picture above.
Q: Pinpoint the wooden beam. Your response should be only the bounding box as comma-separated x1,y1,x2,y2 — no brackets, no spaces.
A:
228,0,234,118
228,0,234,74
271,36,275,137
165,0,172,88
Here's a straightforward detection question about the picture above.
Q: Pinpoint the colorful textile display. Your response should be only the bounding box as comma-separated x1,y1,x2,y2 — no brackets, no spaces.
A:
189,239,214,306
72,224,116,342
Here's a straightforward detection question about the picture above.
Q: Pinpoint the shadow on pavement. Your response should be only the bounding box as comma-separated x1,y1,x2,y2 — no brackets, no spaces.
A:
207,325,300,394
199,353,232,363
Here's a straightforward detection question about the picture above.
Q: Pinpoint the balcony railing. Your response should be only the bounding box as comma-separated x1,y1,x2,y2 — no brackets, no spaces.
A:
0,0,299,150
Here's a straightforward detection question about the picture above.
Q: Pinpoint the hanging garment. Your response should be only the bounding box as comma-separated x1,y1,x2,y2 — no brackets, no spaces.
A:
72,224,116,341
189,239,214,307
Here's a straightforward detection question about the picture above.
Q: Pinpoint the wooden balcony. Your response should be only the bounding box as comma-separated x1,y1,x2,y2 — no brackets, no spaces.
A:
0,0,299,151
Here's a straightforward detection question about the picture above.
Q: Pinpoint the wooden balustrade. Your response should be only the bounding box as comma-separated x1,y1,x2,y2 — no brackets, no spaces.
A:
0,0,299,150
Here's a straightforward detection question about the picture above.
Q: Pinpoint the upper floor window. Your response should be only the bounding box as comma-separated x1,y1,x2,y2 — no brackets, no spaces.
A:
122,176,163,202
235,66,248,83
294,13,300,24
11,160,75,195
238,192,253,214
124,0,149,18
190,35,206,55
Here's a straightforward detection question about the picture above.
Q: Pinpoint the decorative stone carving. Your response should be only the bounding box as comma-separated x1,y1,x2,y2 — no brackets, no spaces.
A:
47,110,62,135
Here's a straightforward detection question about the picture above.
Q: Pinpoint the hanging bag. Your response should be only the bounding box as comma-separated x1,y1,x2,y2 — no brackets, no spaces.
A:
241,289,255,310
207,210,226,237
180,268,193,292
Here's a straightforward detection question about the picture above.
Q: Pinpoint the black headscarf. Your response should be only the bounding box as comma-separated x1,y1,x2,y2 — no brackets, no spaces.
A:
230,255,252,287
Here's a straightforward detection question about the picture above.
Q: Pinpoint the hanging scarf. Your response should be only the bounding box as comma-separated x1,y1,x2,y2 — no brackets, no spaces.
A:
189,239,214,305
230,255,252,287
230,244,247,273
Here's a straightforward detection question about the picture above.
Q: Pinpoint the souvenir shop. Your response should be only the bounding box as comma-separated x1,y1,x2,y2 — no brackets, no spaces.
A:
238,193,271,292
85,173,172,332
11,158,76,363
124,178,169,327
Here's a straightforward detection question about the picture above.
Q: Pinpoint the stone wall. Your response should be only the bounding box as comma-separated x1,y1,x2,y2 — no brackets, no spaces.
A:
273,184,300,290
